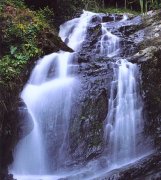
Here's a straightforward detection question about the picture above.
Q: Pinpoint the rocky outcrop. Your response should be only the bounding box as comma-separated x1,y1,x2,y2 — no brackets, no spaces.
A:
62,13,144,167
133,10,161,149
68,62,111,164
38,29,73,54
96,152,161,180
67,9,161,179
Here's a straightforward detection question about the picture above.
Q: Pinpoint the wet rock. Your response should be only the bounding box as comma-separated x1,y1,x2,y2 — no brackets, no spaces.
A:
131,10,161,150
17,104,34,139
38,30,74,54
96,152,161,180
91,15,102,24
133,46,160,62
67,59,113,165
102,15,115,22
75,10,161,179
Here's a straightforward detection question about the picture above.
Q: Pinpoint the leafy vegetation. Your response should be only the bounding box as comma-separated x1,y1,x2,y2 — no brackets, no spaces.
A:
0,0,54,82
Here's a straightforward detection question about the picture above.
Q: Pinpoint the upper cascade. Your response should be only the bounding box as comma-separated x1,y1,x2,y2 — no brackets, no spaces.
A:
59,10,96,51
100,23,120,57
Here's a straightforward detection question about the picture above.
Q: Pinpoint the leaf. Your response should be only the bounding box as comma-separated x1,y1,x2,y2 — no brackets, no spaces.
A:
10,46,17,55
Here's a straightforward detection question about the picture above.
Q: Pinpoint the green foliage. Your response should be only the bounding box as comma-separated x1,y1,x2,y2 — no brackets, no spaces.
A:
36,6,54,25
0,0,52,82
85,0,161,14
149,0,161,9
0,0,26,8
0,55,26,81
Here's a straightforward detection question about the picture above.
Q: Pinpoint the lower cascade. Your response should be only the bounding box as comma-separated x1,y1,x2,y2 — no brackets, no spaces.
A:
11,52,76,175
10,10,150,180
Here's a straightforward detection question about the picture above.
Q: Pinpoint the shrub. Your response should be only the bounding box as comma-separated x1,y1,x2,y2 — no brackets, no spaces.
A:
0,0,54,82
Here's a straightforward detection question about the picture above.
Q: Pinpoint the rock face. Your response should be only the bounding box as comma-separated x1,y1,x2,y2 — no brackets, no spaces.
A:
135,11,161,150
95,10,161,179
67,14,124,165
70,12,143,162
67,10,161,178
68,62,110,164
96,152,161,180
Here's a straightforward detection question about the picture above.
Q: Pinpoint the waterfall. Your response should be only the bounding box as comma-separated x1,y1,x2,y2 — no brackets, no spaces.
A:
11,52,75,175
11,11,95,178
59,10,96,51
10,10,147,180
103,15,144,166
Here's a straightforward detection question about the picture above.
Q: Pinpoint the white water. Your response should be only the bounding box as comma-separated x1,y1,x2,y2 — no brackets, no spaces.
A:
59,10,95,51
100,23,120,57
11,51,75,175
105,59,143,165
99,15,144,166
99,14,129,57
11,11,95,179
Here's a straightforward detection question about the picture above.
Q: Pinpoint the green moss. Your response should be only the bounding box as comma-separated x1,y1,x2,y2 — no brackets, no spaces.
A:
89,136,102,148
1,0,26,7
0,0,55,82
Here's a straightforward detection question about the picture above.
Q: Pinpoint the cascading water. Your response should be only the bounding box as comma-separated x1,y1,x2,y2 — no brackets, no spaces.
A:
11,51,75,175
100,23,120,57
102,15,144,166
105,59,143,166
11,10,95,179
59,10,95,51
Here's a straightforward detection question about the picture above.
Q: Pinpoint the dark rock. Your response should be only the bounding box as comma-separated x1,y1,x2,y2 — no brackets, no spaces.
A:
95,152,161,180
130,10,161,150
91,15,102,24
102,14,124,23
66,59,113,166
38,30,74,54
102,15,114,22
